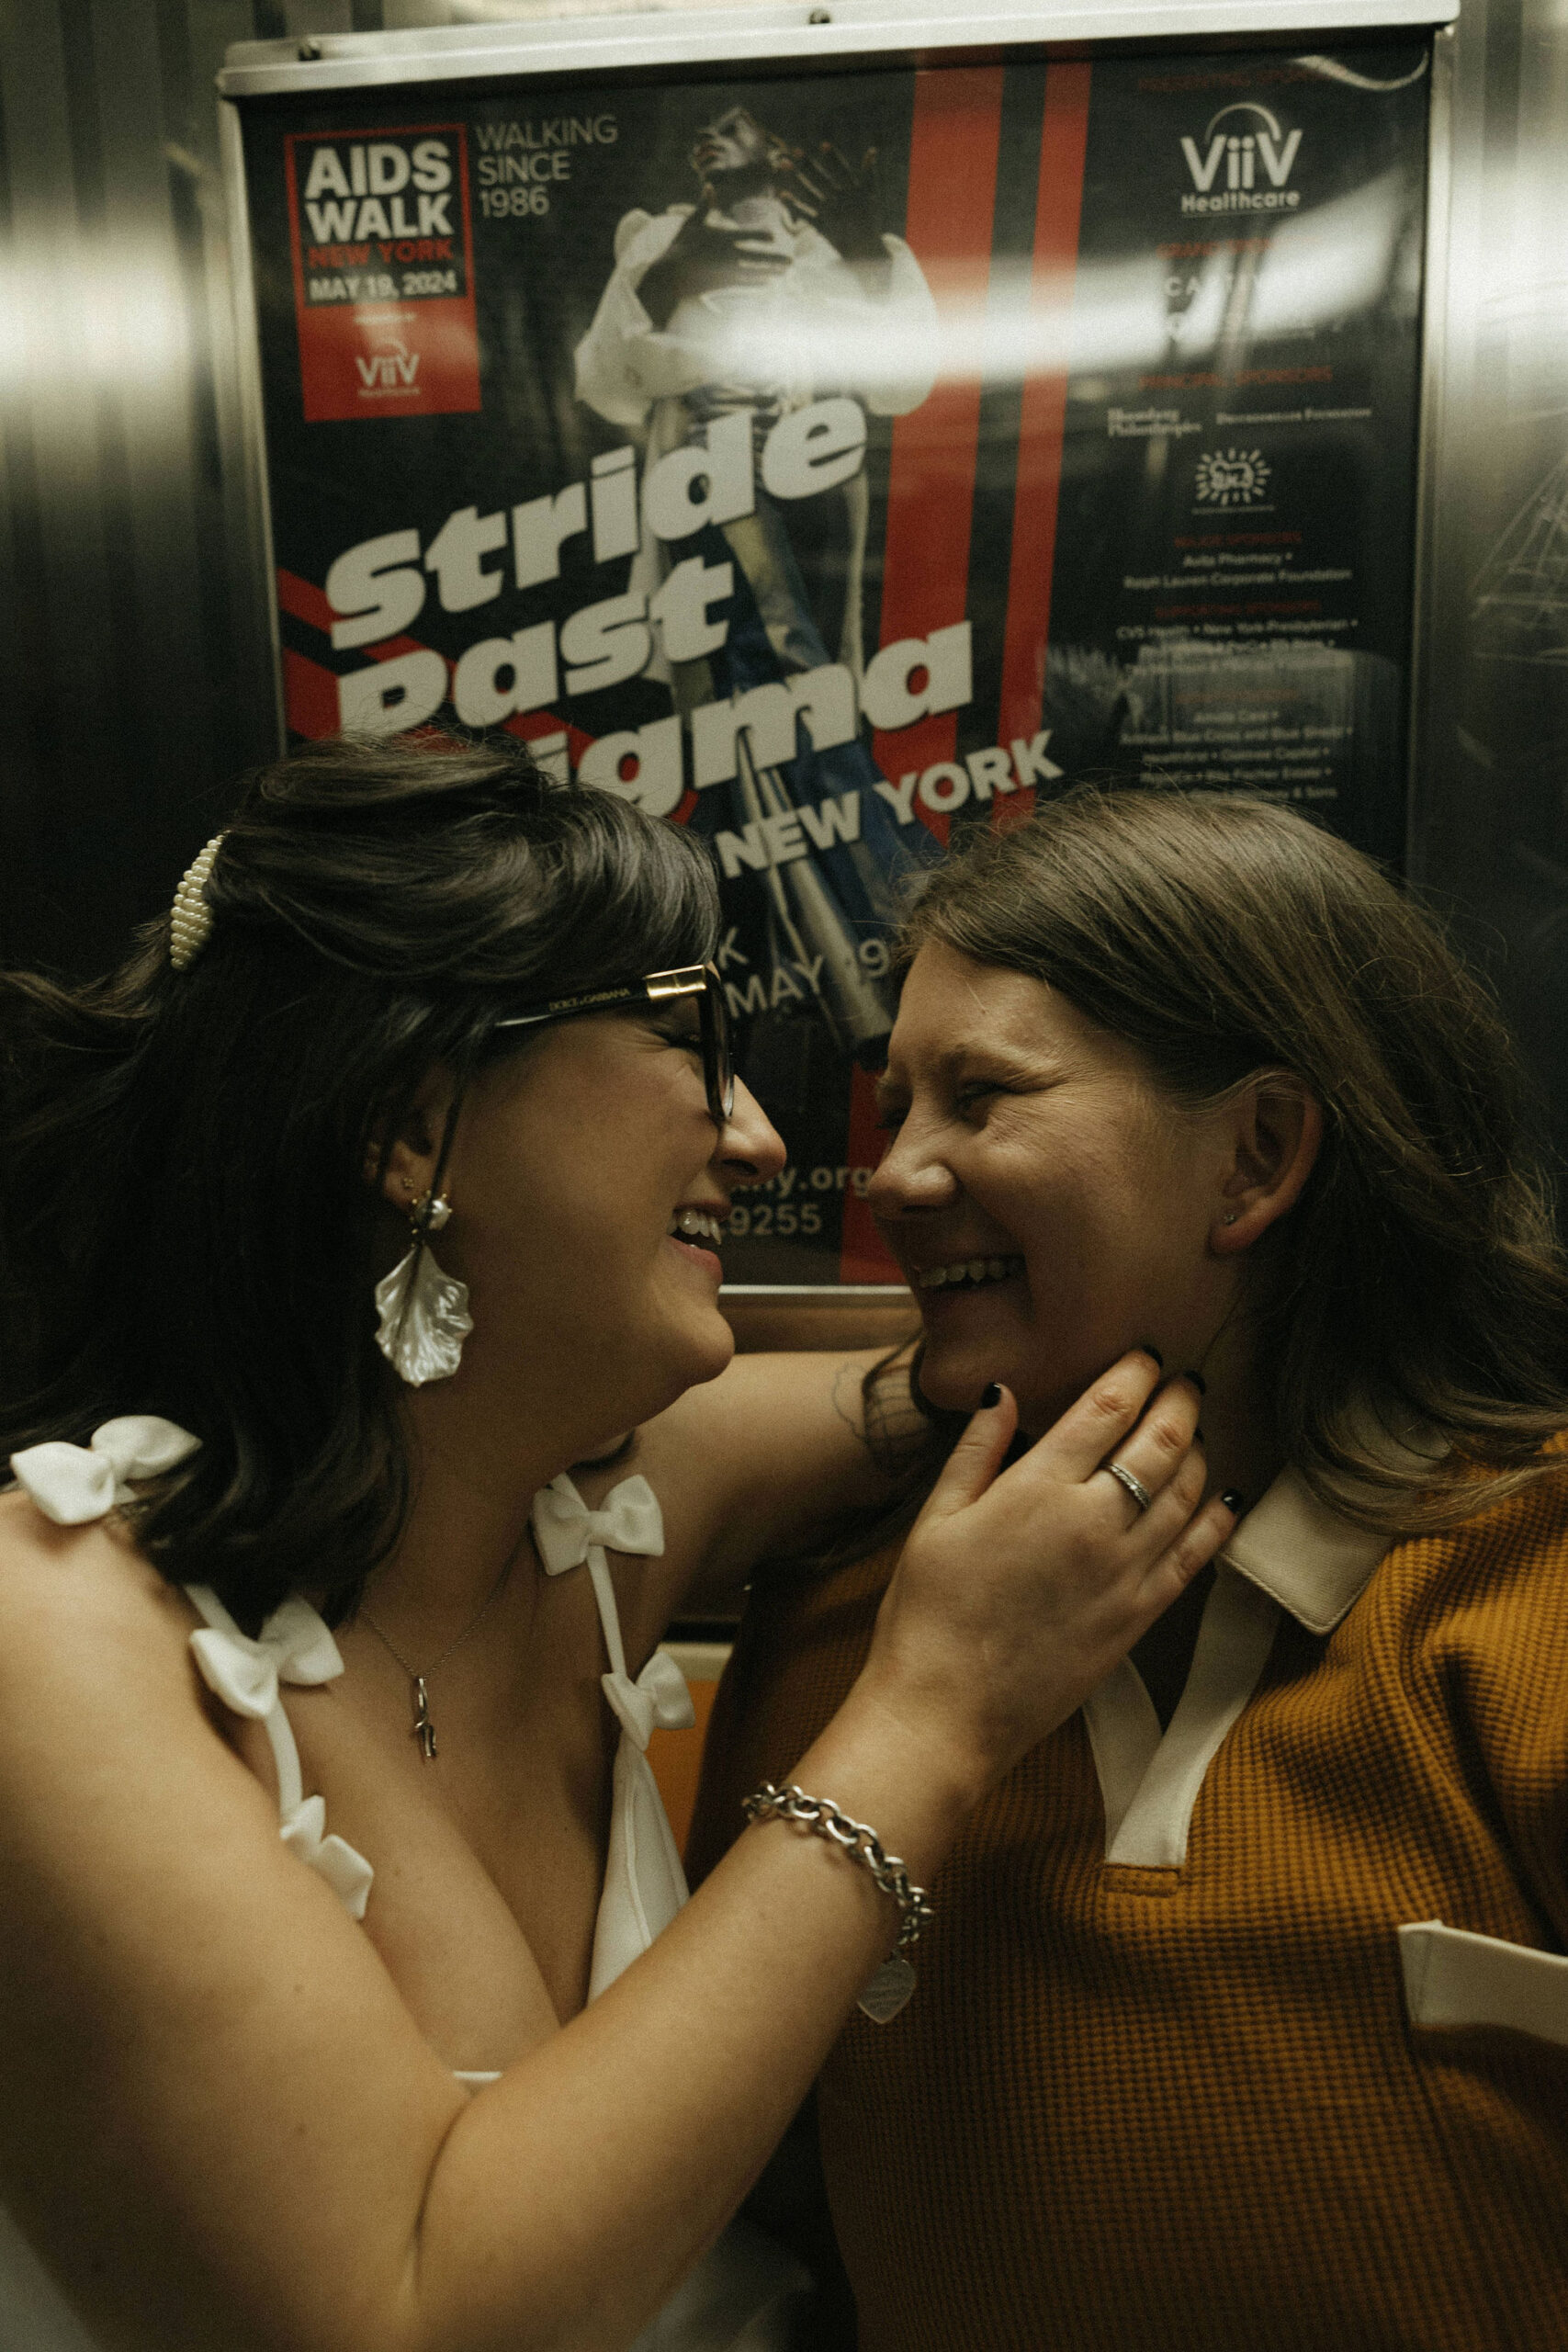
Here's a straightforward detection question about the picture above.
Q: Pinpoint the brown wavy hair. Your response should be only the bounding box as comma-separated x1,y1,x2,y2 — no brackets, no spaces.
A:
890,786,1568,1537
0,734,720,1628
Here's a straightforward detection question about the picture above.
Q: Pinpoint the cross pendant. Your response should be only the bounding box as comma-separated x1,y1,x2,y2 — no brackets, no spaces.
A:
412,1673,437,1761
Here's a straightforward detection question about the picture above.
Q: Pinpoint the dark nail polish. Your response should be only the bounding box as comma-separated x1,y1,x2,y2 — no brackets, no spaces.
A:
980,1381,1002,1408
1220,1489,1247,1513
1185,1369,1207,1395
1139,1343,1165,1369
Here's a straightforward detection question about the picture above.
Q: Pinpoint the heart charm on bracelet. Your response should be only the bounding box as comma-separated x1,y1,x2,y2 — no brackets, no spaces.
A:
858,1954,918,2023
742,1783,932,2025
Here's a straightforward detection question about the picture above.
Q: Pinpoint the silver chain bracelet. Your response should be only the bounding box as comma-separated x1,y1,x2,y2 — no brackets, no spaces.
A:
741,1781,934,2023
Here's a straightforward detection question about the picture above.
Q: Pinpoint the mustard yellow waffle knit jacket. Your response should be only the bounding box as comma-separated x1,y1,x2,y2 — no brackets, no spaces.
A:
689,1464,1568,2352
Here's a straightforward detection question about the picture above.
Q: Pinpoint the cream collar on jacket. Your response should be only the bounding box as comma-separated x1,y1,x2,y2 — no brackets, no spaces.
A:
1219,1407,1450,1637
1220,1467,1392,1637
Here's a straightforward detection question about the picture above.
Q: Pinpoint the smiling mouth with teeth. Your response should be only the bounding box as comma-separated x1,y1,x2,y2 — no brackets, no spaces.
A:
669,1208,726,1246
915,1254,1025,1292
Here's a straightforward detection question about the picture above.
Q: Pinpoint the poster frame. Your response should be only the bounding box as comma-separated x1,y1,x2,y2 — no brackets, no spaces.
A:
217,0,1459,1315
219,96,288,756
216,2,1456,102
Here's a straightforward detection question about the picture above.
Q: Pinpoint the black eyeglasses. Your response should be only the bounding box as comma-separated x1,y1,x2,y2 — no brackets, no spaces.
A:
493,962,735,1126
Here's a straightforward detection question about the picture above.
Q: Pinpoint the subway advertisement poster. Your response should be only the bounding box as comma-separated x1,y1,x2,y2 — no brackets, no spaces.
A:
242,41,1431,1282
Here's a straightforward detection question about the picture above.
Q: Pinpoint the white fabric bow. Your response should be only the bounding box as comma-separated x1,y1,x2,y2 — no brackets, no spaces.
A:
603,1645,697,1749
9,1416,200,1524
529,1471,693,1999
279,1795,375,1921
187,1595,346,1720
529,1474,692,1746
184,1587,373,1923
530,1473,665,1576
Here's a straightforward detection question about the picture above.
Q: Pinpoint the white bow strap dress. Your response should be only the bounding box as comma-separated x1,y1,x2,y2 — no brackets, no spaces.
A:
1,1421,808,2352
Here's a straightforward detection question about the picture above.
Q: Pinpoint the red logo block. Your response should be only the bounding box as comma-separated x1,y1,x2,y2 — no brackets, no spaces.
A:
285,126,481,423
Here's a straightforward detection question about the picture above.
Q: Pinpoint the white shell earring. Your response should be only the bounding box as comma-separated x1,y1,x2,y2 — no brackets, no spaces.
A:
374,1189,472,1385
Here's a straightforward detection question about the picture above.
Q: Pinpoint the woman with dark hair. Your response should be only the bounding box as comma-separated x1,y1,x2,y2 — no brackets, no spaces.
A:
692,787,1568,2352
0,739,1226,2352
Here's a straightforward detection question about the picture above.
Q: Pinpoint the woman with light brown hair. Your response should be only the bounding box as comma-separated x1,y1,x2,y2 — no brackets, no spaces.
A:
693,786,1568,2352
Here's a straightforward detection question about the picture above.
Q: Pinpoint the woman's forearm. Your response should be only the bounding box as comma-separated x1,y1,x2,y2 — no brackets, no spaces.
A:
411,1687,979,2352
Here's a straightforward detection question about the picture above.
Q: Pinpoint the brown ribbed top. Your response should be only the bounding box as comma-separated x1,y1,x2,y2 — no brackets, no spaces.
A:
688,1473,1568,2352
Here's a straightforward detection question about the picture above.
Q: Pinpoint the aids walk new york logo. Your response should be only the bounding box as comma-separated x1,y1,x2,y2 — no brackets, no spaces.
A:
284,124,482,422
1179,102,1303,217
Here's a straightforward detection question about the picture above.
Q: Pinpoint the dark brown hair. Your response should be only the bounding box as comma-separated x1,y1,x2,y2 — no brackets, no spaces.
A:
896,786,1568,1536
0,734,720,1627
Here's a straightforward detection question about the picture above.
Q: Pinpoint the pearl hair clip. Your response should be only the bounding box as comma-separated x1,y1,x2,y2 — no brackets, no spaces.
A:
168,835,224,971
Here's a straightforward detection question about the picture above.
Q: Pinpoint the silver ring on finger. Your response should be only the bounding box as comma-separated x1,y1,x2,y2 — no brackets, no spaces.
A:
1105,1460,1155,1514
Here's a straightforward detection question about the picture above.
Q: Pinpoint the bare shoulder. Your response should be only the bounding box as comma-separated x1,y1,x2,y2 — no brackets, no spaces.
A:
0,1490,247,1860
0,1487,198,1703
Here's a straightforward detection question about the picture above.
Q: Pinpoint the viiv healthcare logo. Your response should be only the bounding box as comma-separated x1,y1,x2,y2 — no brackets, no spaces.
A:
1179,103,1303,216
1195,447,1271,508
355,329,420,397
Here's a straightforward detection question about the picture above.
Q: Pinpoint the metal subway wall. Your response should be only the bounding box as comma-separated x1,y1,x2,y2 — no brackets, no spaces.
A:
4,2,1568,1209
0,0,275,975
1411,0,1568,1177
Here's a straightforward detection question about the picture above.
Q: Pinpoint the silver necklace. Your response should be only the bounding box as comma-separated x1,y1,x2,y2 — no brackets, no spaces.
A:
359,1555,515,1760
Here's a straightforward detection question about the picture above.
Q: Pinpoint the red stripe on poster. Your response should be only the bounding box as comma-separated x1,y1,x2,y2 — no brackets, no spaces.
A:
871,66,1007,844
996,62,1091,826
839,1061,900,1283
277,569,335,634
359,633,434,663
284,648,342,739
502,709,597,773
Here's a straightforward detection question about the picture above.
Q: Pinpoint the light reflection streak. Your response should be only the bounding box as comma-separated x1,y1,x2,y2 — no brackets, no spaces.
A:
1247,168,1404,338
0,252,191,403
702,171,1405,395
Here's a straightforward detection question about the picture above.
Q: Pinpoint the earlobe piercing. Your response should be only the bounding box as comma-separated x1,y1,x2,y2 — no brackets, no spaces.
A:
1221,1212,1239,1227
